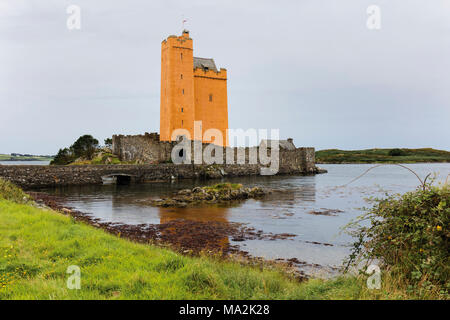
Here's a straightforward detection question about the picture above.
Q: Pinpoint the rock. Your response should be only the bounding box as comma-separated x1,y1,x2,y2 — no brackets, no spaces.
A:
177,202,188,208
147,183,269,207
178,189,192,195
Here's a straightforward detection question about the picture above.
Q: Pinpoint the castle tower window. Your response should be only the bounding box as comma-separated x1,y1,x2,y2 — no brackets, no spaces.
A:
182,89,184,95
181,74,183,79
181,107,184,112
209,94,213,102
180,53,183,60
181,120,184,127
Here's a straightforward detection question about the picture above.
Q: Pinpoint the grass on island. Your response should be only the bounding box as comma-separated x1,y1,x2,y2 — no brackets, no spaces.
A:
203,183,243,192
69,153,123,166
315,148,450,164
0,178,445,299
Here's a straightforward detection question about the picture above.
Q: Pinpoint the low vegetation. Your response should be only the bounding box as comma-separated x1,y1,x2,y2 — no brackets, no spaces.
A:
0,154,53,162
0,179,31,204
69,152,122,166
51,136,129,165
316,148,450,164
149,183,266,207
345,184,449,299
51,135,100,165
0,177,447,299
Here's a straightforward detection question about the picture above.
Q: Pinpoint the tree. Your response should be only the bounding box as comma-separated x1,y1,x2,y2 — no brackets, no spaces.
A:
388,148,405,157
104,138,113,148
50,148,75,165
71,135,99,160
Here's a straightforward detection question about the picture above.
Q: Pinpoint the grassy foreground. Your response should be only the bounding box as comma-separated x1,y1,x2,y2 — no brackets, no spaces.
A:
0,178,439,300
316,148,450,164
0,199,363,299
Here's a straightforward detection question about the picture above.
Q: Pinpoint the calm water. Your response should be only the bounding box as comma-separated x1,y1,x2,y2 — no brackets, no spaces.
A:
42,163,450,276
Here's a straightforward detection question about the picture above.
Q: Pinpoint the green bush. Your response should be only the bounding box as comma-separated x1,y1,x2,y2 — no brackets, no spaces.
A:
0,178,31,204
388,148,406,156
50,148,75,165
345,184,449,297
50,135,100,165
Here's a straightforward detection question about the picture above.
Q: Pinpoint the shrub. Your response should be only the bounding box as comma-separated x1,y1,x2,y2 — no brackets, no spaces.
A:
0,178,31,204
345,184,449,297
50,135,100,165
104,138,113,148
388,148,406,156
50,148,75,165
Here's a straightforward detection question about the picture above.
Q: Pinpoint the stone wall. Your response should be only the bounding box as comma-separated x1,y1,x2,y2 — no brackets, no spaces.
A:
112,133,316,173
0,159,318,189
112,133,174,164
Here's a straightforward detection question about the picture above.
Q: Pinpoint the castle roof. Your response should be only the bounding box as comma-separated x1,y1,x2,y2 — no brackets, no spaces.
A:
194,57,218,72
259,139,296,150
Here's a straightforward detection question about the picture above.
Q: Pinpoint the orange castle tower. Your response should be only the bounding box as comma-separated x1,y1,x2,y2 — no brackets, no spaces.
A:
160,30,228,146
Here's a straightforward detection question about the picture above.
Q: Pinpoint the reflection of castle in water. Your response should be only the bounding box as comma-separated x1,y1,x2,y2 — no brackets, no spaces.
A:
157,206,230,223
158,206,232,252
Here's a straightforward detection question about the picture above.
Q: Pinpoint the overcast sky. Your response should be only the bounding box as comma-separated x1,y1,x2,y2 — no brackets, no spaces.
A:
1,0,449,154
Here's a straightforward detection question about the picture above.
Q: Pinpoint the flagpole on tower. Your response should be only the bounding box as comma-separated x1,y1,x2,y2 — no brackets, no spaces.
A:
182,15,188,31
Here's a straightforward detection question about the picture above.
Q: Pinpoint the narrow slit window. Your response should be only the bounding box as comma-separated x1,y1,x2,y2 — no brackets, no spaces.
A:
209,94,213,102
181,107,184,112
182,89,184,95
180,53,183,60
181,74,183,79
181,120,184,127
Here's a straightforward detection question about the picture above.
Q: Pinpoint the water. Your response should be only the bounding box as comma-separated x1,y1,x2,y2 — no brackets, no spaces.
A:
41,163,450,275
0,161,50,165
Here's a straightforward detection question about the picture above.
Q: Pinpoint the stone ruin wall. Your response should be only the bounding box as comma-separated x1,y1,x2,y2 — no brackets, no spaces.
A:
112,133,316,173
112,133,173,164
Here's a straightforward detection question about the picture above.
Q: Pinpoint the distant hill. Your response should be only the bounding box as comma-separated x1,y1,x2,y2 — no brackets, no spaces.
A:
315,148,450,164
0,154,54,162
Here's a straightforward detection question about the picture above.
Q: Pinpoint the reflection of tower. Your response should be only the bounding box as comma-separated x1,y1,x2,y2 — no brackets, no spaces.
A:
157,206,231,252
158,206,230,223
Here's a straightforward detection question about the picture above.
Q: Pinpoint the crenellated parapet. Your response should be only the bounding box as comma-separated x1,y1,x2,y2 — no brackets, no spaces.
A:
193,67,227,80
161,30,193,49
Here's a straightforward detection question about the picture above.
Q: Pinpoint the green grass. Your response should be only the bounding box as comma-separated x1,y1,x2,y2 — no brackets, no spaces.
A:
204,183,243,192
69,153,122,165
0,199,368,299
316,148,450,164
